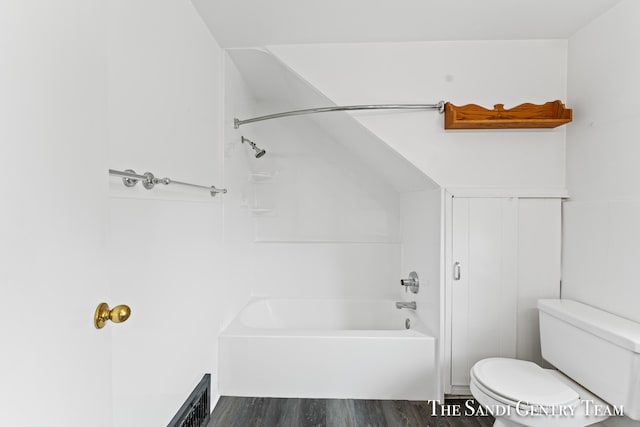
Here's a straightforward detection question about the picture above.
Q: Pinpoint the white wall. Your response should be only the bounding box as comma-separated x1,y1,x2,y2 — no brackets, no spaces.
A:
0,2,112,425
246,115,402,244
398,189,443,394
223,52,444,397
107,1,241,425
263,41,567,399
225,69,406,300
564,2,640,424
268,41,568,191
564,0,640,323
399,190,442,335
223,47,441,303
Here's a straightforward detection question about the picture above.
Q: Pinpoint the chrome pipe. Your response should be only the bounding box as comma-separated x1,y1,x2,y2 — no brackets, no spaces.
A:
396,301,417,310
234,101,446,128
108,169,227,196
168,179,228,195
109,169,147,181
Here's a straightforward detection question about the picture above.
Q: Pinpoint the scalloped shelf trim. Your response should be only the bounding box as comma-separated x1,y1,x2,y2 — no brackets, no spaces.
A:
444,100,572,129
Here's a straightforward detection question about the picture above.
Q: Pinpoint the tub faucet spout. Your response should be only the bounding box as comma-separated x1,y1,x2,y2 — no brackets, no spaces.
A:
396,301,416,310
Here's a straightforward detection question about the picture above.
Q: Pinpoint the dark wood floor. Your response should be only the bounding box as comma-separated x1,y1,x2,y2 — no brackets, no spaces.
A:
208,397,494,427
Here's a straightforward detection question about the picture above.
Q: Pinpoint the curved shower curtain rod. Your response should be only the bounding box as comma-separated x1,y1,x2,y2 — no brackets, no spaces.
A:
234,101,446,129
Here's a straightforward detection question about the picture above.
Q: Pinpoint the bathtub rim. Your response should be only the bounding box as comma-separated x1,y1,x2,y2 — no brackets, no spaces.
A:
221,297,435,339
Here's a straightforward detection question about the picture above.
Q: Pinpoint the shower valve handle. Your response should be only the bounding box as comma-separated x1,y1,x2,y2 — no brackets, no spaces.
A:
400,271,419,294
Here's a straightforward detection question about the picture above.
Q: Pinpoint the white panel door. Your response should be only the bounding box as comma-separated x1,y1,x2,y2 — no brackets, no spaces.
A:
0,2,113,425
450,198,518,388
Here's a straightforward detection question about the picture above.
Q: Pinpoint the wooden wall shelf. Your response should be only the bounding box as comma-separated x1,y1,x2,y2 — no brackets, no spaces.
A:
444,100,572,130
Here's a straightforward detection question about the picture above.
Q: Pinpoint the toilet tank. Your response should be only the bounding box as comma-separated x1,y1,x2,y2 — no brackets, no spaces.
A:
538,299,640,420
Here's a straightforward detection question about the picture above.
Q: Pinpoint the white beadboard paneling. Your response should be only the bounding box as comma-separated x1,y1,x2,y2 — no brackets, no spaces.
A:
448,197,562,389
450,197,471,387
516,198,562,365
451,198,520,386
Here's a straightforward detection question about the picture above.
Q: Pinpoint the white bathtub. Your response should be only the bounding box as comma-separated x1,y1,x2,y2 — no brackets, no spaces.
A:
218,298,439,400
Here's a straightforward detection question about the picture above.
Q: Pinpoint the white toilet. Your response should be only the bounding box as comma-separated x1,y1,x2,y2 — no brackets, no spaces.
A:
470,299,640,427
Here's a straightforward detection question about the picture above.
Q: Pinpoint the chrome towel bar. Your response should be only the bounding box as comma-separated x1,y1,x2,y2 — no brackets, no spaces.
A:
109,169,227,197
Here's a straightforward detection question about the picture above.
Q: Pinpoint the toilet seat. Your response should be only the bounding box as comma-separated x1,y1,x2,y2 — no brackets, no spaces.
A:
471,358,580,412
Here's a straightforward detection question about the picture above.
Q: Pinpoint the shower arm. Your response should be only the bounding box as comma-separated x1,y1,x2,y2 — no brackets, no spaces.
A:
234,101,446,129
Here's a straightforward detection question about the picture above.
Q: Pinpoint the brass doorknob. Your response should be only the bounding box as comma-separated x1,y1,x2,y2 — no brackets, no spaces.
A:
94,302,131,329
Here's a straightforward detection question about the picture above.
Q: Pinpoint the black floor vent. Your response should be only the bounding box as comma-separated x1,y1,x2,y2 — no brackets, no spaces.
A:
167,373,211,427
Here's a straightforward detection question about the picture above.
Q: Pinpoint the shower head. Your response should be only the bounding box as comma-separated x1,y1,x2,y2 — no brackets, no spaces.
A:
241,136,266,159
254,147,266,158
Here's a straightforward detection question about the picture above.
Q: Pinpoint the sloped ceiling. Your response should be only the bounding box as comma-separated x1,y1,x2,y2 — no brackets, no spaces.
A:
229,48,440,191
192,0,620,48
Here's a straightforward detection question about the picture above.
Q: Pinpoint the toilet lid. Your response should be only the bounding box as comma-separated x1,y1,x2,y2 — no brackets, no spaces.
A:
471,358,580,409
